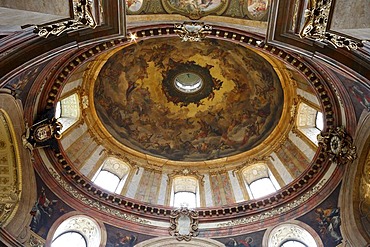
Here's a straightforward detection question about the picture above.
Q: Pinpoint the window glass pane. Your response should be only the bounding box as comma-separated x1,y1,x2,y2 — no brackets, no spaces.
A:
52,232,86,247
249,178,277,199
281,240,307,247
55,102,61,119
315,112,324,131
173,191,196,208
93,170,120,193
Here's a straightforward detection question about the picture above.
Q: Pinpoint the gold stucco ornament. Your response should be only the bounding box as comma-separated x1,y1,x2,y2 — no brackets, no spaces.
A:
317,126,357,165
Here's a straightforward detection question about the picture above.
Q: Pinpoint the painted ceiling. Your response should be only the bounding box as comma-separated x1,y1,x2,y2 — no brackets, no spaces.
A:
93,38,284,161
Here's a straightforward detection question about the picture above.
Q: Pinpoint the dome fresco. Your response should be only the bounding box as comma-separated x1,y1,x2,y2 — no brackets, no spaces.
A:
93,38,284,161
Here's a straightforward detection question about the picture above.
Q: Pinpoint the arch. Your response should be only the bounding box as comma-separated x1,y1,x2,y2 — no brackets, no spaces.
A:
46,212,107,247
0,90,37,243
135,236,224,247
262,220,323,247
339,110,370,245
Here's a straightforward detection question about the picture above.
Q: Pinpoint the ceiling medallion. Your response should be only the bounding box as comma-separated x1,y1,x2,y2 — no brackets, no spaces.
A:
174,22,212,42
169,207,199,241
33,0,97,38
299,0,364,50
162,61,223,107
317,126,357,165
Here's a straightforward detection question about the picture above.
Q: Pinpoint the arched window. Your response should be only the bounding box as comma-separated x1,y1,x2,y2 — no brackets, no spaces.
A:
52,231,87,247
55,93,80,133
280,240,307,247
51,215,101,247
297,102,323,145
242,164,280,199
171,176,199,208
92,157,130,193
266,223,319,247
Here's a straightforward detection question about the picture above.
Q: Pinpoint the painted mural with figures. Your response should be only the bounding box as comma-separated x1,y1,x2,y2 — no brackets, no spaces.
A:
93,38,284,161
124,0,270,20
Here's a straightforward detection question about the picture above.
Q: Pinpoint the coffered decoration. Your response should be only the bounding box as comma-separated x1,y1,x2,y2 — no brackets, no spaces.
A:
317,126,357,165
169,207,199,241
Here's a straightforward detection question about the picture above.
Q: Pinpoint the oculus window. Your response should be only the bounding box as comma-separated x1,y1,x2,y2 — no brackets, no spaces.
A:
51,215,101,247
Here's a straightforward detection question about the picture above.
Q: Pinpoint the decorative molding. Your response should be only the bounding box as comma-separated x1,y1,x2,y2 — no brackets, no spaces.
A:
299,0,364,50
174,22,212,42
217,178,327,227
34,0,97,38
169,207,199,241
168,168,205,184
28,231,45,247
47,166,151,225
317,126,357,165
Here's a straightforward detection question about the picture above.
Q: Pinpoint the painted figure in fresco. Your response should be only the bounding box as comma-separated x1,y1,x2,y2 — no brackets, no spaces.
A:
29,187,58,233
315,207,342,245
349,85,370,111
225,236,254,247
113,233,137,247
247,0,268,18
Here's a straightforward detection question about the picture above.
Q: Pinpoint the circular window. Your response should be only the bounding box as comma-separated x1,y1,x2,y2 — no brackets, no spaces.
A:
174,72,203,93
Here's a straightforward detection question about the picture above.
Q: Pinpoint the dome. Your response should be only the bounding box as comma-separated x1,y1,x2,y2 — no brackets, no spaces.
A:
92,38,284,161
1,1,369,246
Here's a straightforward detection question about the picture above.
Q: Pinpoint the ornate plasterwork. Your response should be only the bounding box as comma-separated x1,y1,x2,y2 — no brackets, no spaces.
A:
317,126,357,165
0,111,21,227
28,231,45,247
34,0,97,38
299,0,364,50
169,207,199,241
217,178,327,227
47,166,151,225
168,168,204,184
174,22,212,42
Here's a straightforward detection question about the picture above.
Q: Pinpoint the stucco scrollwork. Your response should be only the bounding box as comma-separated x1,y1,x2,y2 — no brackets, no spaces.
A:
169,207,199,241
174,22,212,42
47,167,150,225
217,178,326,227
299,0,364,50
317,126,357,165
34,0,97,38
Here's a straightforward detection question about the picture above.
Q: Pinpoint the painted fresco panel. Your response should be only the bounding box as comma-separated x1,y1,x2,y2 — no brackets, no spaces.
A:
94,38,284,162
211,229,265,246
298,184,343,247
210,175,223,206
105,223,154,247
30,173,73,239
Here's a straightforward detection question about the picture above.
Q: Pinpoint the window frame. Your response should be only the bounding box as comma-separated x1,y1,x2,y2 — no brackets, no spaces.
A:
51,230,88,247
55,92,81,134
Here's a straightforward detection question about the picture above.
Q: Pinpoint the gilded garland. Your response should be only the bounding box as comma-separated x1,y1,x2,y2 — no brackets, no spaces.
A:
317,126,357,165
299,0,363,50
34,0,97,38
